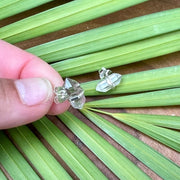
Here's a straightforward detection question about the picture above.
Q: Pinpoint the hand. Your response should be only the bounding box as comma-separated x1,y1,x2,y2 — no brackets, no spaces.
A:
0,40,70,129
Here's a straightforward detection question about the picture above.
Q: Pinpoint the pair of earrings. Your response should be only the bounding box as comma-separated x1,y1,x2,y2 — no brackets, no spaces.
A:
54,67,122,109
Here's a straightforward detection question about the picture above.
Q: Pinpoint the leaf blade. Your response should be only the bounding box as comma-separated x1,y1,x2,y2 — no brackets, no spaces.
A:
33,117,107,180
112,114,180,152
0,131,40,180
85,88,180,108
0,169,6,180
0,0,53,20
81,109,180,180
82,65,180,96
58,111,151,180
112,113,180,129
7,126,72,180
52,31,180,77
27,8,180,62
0,0,147,43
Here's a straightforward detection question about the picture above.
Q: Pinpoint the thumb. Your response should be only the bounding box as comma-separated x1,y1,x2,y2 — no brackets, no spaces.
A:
0,78,56,129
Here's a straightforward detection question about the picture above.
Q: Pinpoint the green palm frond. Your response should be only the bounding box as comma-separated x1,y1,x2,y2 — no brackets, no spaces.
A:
84,109,180,151
7,126,72,179
52,31,180,77
81,109,180,179
27,8,180,62
0,0,146,43
82,65,180,96
59,111,151,180
0,168,6,180
85,88,180,108
0,0,53,20
0,0,180,179
0,131,40,179
95,112,180,129
33,116,106,179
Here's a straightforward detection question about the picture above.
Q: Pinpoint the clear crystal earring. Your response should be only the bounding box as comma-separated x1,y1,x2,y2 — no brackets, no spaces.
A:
54,78,86,109
96,67,122,92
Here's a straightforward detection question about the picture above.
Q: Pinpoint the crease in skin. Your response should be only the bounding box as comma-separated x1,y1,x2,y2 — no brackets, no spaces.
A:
17,57,32,79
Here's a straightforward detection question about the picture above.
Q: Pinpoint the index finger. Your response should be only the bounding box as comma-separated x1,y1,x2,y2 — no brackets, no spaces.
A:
0,40,69,114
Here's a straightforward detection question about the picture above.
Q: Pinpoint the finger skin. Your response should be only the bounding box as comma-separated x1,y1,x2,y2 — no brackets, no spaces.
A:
0,40,70,129
0,79,52,128
19,53,70,115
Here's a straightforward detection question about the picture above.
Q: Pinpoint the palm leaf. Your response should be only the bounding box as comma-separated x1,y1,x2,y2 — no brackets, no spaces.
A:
0,0,180,179
52,31,180,77
113,118,180,152
86,108,180,151
0,0,53,20
85,88,180,108
0,0,146,43
7,126,72,180
82,65,180,96
32,116,107,179
58,111,151,180
0,131,40,179
100,112,180,129
27,8,180,62
0,169,7,180
81,109,180,179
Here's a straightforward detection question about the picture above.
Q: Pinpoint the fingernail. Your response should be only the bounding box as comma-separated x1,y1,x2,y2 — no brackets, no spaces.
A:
14,78,52,106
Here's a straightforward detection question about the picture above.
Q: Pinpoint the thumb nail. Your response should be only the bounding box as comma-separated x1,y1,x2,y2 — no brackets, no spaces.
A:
14,78,53,106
